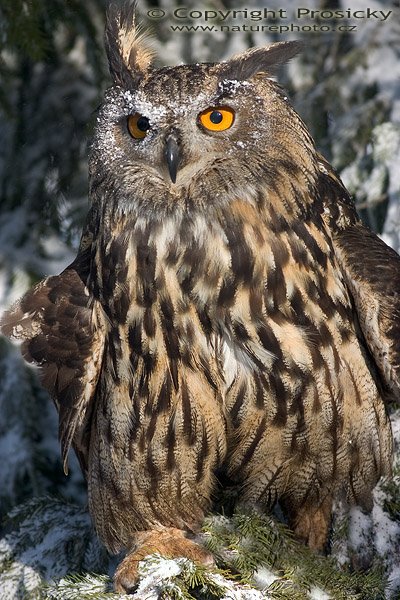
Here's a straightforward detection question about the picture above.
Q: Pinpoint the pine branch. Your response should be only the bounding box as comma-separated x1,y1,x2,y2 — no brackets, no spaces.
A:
203,510,387,599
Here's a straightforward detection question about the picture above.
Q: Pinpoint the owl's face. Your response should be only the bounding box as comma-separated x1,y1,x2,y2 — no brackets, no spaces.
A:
90,8,316,218
93,66,277,192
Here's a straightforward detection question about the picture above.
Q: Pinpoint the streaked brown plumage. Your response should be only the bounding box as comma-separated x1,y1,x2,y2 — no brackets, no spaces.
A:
1,3,398,592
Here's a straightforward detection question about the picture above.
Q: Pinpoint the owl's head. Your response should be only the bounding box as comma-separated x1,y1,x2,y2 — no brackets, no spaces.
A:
90,3,318,218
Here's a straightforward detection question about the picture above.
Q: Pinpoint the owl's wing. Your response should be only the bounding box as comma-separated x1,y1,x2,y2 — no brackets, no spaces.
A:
333,225,400,393
319,157,400,395
0,251,105,474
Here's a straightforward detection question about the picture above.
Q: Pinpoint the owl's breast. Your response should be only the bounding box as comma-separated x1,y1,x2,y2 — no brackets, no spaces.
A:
92,207,356,401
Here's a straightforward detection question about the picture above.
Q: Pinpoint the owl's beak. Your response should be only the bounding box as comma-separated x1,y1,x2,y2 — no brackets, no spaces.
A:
165,133,180,184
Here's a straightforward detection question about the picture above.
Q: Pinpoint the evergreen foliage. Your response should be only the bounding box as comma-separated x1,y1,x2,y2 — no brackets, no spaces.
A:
1,494,398,599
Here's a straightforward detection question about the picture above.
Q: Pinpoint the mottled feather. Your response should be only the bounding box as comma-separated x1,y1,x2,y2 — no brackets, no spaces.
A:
218,40,304,81
0,255,106,474
105,1,154,86
334,225,400,391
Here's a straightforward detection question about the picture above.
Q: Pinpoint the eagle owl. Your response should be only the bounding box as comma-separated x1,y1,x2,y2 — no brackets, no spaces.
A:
1,3,398,592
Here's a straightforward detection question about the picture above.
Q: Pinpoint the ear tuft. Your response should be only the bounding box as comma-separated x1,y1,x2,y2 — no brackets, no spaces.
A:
218,40,303,82
105,1,155,87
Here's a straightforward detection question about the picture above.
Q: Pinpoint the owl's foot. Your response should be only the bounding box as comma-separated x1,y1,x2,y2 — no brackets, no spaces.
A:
113,527,214,593
291,496,332,552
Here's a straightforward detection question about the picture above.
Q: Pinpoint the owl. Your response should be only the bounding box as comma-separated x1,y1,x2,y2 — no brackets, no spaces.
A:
1,2,398,593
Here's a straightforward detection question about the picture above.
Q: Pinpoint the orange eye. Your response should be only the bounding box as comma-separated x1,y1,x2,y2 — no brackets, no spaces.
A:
127,113,150,139
198,106,235,132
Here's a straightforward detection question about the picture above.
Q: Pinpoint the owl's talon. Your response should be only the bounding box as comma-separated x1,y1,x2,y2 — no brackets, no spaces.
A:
113,527,214,593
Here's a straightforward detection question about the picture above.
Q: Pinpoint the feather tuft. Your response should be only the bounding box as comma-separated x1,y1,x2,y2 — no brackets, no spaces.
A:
218,40,303,82
105,1,155,86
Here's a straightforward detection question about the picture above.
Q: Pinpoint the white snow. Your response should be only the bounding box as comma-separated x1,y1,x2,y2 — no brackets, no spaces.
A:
133,554,184,599
253,566,279,588
309,586,331,600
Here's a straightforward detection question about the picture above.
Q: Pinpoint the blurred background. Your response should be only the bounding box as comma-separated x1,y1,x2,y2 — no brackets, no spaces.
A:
0,0,399,597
